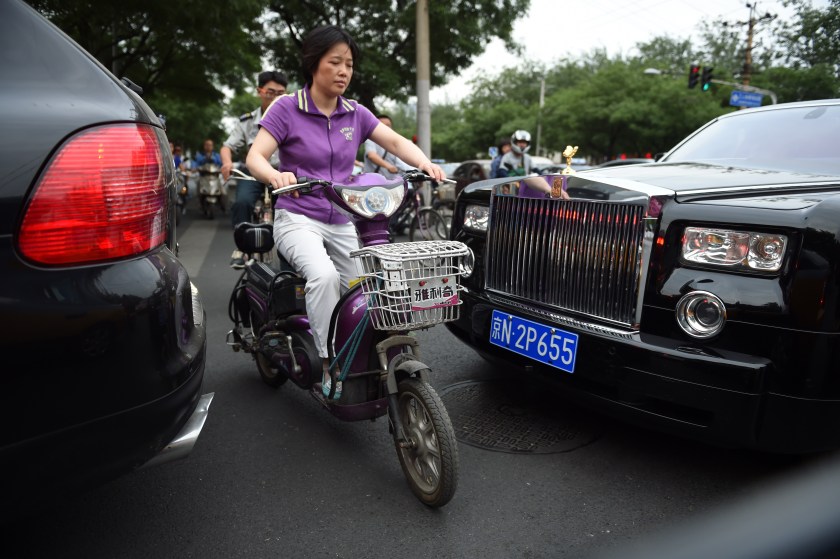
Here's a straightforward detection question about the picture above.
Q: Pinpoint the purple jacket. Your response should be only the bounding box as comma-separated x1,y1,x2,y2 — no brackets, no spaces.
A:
259,85,380,224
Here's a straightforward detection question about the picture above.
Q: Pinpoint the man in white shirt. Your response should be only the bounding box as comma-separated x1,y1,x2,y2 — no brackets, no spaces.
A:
362,115,412,178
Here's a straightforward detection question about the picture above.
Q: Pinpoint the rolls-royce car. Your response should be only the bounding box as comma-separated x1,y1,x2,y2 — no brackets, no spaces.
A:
0,0,212,515
446,99,840,453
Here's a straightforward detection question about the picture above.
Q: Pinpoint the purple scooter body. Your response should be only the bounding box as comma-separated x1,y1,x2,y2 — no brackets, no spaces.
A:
231,172,408,420
315,173,405,420
228,171,462,507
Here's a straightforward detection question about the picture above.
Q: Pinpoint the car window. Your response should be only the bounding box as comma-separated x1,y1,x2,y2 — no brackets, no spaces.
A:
666,105,840,175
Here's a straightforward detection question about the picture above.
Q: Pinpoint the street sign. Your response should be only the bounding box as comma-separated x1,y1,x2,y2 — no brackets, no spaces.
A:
730,90,764,108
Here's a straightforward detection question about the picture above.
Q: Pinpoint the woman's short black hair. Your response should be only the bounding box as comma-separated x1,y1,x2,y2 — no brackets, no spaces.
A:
301,25,360,87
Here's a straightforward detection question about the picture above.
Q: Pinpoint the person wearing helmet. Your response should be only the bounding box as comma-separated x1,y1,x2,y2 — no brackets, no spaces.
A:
498,130,533,177
489,138,511,178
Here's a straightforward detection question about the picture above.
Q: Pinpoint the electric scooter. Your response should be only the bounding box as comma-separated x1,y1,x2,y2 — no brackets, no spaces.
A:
226,171,470,507
197,162,226,219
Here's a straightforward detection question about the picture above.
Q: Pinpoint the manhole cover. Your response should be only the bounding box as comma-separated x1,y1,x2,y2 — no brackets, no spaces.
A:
439,380,601,454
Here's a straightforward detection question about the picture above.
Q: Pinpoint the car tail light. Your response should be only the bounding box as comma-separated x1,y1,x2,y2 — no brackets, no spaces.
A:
18,124,171,266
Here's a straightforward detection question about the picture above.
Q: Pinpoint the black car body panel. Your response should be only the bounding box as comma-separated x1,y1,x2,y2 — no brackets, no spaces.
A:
447,100,840,453
0,1,156,237
0,0,209,511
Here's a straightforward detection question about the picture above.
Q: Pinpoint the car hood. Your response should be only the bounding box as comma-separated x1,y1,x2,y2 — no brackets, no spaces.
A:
576,162,840,196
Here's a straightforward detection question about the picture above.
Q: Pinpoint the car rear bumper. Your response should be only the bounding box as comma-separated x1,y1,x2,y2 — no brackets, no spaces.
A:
140,391,214,470
447,293,840,453
0,346,208,515
0,246,210,513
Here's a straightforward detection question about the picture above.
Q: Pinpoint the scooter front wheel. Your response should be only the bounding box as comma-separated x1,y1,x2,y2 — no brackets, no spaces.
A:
393,378,458,507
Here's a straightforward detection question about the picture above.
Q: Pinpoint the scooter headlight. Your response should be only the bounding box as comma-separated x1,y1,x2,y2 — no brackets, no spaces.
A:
340,184,405,218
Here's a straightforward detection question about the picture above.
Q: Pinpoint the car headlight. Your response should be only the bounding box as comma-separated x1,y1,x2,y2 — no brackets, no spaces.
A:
681,227,787,272
463,204,489,233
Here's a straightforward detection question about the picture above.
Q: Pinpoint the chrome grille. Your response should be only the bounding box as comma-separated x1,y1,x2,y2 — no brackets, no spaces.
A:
486,196,646,326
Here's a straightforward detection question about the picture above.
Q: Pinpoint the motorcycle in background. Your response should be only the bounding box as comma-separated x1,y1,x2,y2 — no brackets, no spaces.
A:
197,162,226,219
175,169,190,224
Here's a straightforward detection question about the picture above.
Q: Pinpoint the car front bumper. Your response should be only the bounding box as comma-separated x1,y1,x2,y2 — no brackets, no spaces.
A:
447,292,840,453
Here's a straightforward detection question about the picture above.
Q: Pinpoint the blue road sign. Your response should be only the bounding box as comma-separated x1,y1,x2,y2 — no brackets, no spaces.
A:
730,90,764,108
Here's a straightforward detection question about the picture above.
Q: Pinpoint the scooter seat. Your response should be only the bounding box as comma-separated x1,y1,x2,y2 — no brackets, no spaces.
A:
234,222,274,254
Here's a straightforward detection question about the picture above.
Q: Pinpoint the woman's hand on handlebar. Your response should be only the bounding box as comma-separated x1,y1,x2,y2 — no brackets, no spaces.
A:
267,171,300,198
417,160,446,182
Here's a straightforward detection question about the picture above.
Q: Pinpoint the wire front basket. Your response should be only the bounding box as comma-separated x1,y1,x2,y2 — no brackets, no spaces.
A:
351,241,471,331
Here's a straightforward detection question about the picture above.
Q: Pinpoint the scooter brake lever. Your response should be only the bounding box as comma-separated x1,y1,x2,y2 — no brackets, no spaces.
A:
271,182,315,196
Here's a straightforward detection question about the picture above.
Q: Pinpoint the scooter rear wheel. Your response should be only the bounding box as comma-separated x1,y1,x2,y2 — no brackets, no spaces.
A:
393,378,458,507
255,352,289,387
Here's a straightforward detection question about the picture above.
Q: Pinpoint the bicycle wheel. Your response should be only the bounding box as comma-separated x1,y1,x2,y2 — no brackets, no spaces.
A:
409,208,448,241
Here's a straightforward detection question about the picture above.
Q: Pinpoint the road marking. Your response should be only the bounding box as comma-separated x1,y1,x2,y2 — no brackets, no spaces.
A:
175,219,218,278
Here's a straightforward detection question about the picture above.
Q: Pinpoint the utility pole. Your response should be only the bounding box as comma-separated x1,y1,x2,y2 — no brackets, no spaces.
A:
737,3,775,88
415,0,431,157
535,78,545,157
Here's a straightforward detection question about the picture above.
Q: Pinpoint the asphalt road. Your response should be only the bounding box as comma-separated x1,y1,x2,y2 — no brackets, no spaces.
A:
3,195,836,559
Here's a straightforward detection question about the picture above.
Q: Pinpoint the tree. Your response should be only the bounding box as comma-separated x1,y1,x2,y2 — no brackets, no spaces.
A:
29,0,266,150
776,0,840,90
634,36,698,76
778,0,840,66
261,0,530,114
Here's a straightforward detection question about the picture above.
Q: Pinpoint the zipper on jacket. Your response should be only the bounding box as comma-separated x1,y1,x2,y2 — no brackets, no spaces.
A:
326,116,336,221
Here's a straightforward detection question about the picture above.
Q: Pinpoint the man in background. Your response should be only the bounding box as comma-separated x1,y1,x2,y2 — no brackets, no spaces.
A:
221,70,287,269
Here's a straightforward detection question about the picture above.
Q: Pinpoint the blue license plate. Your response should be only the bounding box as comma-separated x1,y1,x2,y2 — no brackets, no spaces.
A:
489,310,578,373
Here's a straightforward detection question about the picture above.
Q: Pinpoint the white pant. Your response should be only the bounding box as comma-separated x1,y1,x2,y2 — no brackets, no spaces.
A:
273,210,360,358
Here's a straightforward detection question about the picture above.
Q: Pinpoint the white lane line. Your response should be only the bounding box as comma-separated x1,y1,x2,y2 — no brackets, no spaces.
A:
175,219,218,278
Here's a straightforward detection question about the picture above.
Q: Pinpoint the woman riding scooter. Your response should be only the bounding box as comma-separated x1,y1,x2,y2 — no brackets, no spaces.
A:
246,24,445,400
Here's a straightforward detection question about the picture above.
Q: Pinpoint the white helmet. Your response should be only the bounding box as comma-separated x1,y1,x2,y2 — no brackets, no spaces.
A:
510,130,531,154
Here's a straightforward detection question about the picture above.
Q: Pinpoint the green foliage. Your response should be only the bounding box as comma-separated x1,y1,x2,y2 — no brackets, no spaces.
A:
29,0,267,151
777,0,840,83
755,64,839,101
262,0,530,113
28,0,840,164
428,2,839,164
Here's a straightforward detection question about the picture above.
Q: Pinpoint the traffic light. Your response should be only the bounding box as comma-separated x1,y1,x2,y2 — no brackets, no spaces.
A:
701,67,714,91
688,64,700,89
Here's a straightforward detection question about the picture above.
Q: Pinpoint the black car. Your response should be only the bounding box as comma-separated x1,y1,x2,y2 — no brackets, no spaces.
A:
0,0,211,513
447,99,840,453
594,157,655,168
451,159,492,195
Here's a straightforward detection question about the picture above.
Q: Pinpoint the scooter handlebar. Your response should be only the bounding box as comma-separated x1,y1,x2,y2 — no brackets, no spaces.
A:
268,173,451,197
402,169,455,186
271,177,326,196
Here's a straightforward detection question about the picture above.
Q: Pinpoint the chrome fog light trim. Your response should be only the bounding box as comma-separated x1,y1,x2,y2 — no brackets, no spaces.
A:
676,290,726,339
459,246,475,278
